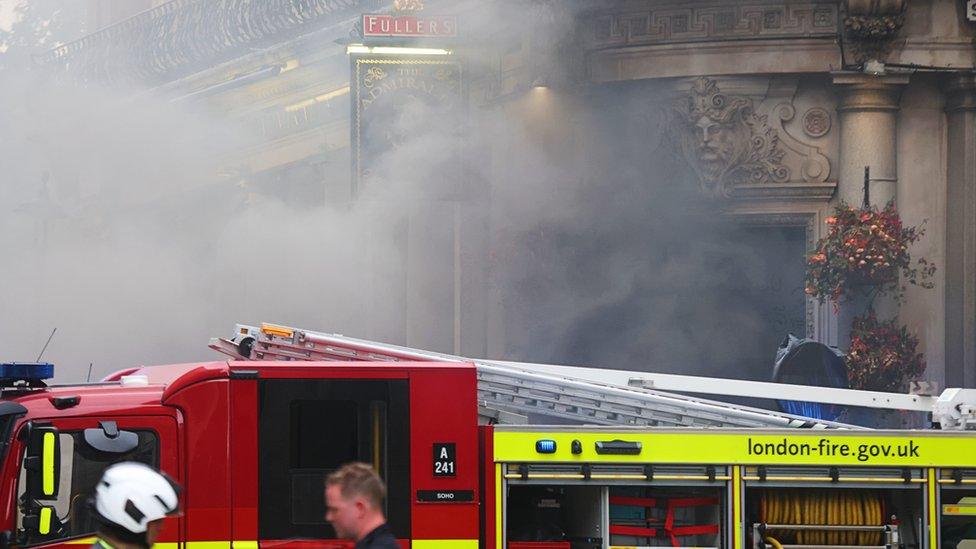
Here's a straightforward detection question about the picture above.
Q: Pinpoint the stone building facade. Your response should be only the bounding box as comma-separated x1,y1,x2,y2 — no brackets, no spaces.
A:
41,0,976,388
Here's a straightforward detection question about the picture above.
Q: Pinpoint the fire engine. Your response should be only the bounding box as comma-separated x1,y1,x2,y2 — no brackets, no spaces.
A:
2,322,976,549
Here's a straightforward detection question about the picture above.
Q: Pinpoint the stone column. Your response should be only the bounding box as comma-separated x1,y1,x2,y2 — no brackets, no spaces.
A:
833,73,909,207
945,75,976,388
831,73,908,350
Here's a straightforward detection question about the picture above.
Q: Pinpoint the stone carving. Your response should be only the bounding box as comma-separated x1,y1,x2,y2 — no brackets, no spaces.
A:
842,0,906,62
585,3,838,49
802,107,831,137
669,77,789,197
773,104,831,184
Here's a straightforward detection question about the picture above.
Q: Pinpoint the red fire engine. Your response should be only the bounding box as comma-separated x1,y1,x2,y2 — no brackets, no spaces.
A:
0,359,479,549
1,322,975,549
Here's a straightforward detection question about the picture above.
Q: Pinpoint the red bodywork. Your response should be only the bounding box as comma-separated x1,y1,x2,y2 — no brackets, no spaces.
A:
0,360,480,548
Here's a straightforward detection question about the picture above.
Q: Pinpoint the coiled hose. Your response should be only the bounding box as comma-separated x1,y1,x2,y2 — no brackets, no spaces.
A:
760,489,885,546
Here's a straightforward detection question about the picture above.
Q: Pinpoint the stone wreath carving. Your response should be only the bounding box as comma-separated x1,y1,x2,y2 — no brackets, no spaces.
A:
669,77,789,197
842,0,906,63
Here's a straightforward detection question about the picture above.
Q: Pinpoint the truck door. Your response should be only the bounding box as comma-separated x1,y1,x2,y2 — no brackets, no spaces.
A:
228,368,410,548
11,415,180,548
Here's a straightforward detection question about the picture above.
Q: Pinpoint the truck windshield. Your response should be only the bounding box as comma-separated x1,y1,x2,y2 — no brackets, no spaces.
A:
16,429,159,546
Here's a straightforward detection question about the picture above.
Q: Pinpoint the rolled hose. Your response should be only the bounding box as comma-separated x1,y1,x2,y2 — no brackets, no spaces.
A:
760,489,885,545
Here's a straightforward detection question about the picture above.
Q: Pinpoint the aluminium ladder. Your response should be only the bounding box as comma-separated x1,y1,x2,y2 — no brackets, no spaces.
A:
209,323,858,429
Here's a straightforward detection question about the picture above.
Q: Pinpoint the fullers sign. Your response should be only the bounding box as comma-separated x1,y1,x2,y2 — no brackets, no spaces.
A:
362,14,457,37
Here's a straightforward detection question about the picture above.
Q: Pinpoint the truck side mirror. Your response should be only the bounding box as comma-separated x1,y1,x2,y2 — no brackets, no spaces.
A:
23,423,60,500
84,421,138,454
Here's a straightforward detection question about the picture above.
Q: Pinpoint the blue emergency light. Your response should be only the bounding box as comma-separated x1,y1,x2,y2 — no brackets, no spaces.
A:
0,362,54,385
535,439,557,454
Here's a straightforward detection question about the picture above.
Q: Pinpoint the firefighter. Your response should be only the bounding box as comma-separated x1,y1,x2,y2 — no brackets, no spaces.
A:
90,462,181,549
324,462,397,549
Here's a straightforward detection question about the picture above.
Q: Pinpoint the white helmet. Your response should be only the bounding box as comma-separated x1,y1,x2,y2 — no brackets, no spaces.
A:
92,462,180,546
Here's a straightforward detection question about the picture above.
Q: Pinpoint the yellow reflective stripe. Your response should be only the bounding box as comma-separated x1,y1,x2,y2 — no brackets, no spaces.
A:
42,432,55,496
495,463,502,549
412,541,478,549
928,468,938,549
493,430,976,467
733,465,742,549
184,543,258,549
38,507,51,535
63,540,256,549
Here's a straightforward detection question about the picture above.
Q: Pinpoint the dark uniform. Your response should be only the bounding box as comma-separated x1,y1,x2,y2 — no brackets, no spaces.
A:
355,523,399,549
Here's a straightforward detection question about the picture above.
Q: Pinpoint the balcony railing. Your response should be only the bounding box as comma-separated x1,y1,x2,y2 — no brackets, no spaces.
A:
37,0,378,86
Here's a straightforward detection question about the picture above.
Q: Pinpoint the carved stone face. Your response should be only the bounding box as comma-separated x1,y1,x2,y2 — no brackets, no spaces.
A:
694,114,741,184
678,109,751,195
668,77,788,197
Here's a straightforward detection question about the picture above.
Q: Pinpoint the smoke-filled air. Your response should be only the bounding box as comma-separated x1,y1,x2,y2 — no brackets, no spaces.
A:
1,1,804,383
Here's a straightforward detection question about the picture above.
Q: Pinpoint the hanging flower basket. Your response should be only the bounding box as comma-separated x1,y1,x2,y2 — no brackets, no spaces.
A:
804,202,935,305
847,309,925,392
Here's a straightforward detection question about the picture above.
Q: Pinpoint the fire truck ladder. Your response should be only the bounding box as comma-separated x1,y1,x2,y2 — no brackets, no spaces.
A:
209,323,858,429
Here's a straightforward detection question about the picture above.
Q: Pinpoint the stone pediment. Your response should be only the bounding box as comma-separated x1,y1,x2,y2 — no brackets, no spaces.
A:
664,76,836,201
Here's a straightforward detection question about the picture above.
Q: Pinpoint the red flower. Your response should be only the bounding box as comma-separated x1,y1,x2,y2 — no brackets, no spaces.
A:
805,201,935,304
846,310,925,391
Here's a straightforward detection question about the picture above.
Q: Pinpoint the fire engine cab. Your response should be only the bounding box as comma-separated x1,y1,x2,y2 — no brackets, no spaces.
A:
0,359,479,549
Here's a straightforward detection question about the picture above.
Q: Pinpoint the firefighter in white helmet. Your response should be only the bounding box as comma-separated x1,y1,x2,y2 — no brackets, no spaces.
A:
89,462,180,549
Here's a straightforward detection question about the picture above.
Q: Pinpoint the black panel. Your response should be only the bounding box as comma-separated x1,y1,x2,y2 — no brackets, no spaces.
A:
258,379,410,540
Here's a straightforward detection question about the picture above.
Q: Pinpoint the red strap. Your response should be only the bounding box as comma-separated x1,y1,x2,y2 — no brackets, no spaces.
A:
609,495,657,507
672,524,720,536
668,525,720,547
610,525,657,537
665,496,720,508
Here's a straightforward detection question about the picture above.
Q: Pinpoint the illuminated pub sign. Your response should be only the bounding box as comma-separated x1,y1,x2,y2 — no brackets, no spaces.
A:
352,57,462,193
362,13,457,37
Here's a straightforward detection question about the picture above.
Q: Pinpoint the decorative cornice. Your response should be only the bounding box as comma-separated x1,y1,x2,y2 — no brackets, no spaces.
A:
36,0,378,86
730,182,837,201
731,211,816,225
581,2,839,50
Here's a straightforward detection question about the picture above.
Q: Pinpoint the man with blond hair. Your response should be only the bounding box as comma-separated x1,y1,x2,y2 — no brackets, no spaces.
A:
324,462,398,548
